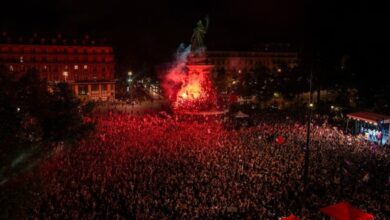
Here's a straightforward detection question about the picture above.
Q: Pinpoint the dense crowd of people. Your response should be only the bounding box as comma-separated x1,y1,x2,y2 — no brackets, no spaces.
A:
30,112,390,219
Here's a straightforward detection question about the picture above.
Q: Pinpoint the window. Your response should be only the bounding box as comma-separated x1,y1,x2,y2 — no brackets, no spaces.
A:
84,65,88,69
91,84,99,91
74,65,78,70
79,85,88,95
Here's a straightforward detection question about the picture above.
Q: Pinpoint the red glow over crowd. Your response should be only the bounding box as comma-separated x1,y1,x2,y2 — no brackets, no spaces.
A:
160,50,217,112
177,72,203,101
174,66,217,112
27,112,389,219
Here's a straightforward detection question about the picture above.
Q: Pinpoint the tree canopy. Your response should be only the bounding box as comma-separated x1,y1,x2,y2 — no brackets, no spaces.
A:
0,66,92,168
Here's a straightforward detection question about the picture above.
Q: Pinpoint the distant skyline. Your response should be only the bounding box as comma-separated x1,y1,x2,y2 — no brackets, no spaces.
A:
1,0,389,73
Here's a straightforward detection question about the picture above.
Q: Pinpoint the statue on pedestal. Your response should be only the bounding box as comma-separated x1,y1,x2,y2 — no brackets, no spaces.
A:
191,16,209,50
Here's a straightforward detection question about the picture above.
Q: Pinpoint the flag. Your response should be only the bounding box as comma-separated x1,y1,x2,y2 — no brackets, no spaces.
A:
276,136,286,145
320,202,374,220
281,214,300,220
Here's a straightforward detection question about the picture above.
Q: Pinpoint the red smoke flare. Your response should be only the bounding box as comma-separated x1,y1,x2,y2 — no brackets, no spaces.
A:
161,64,216,112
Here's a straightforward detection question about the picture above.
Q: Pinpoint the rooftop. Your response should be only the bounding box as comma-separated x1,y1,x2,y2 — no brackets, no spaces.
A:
347,112,390,124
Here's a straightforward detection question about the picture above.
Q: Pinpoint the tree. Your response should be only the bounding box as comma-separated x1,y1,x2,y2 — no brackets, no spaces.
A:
248,63,277,103
0,66,91,167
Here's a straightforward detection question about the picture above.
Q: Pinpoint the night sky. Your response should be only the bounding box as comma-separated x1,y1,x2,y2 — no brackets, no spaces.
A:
1,0,389,75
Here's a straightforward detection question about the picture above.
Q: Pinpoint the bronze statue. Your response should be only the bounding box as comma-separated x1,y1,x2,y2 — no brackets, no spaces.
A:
191,16,209,50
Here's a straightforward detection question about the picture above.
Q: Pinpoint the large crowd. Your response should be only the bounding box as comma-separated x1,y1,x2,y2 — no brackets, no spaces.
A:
30,112,390,219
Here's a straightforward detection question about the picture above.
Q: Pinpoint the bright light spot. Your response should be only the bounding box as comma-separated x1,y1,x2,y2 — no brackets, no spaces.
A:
277,68,282,73
331,105,334,109
84,65,88,69
309,103,314,108
273,92,280,97
20,56,24,63
238,69,242,74
128,71,133,76
74,65,78,70
63,71,68,77
127,78,132,82
16,107,20,112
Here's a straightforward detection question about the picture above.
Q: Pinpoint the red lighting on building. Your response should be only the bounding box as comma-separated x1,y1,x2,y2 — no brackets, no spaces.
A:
0,43,116,101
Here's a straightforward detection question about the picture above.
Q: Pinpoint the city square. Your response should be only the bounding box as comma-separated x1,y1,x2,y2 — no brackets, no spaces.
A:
1,0,390,219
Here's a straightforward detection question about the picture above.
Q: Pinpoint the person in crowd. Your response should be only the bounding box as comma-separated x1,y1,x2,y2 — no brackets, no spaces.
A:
29,111,390,219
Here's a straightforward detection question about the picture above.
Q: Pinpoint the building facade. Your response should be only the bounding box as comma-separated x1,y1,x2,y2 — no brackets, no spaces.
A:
0,43,115,101
203,45,300,109
206,50,299,74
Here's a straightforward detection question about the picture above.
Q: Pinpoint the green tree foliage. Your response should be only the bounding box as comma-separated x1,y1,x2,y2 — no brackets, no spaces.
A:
0,66,91,167
232,64,279,102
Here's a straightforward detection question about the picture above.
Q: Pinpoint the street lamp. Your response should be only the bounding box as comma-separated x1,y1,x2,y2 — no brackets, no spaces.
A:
127,71,133,93
302,72,313,215
63,71,68,82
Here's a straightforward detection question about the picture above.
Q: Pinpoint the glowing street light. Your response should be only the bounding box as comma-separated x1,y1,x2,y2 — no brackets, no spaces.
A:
309,103,314,108
63,71,68,82
127,71,133,93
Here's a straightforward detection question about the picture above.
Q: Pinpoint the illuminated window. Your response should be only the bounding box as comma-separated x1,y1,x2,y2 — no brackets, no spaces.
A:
84,65,88,69
20,56,24,63
79,85,88,95
9,65,14,71
74,65,79,70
